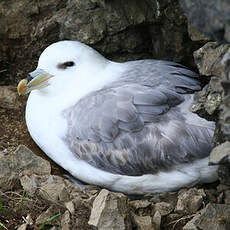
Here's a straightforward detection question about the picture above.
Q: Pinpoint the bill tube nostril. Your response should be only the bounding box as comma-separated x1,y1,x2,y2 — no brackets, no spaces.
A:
17,69,53,95
26,73,34,83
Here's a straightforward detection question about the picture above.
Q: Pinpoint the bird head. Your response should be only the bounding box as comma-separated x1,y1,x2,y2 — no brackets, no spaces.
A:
17,40,109,96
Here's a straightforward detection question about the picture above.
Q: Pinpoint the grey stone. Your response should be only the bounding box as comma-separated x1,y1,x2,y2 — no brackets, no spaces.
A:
35,206,58,225
152,211,161,230
165,213,184,226
184,204,230,230
129,200,151,210
40,180,66,201
218,165,230,186
154,202,174,216
13,145,51,175
61,210,71,230
149,191,178,207
20,175,38,195
0,145,51,191
133,215,153,230
194,42,230,77
59,186,70,202
64,201,75,214
190,76,222,119
0,0,198,86
20,174,74,202
217,192,224,204
88,189,131,230
217,184,230,192
72,196,84,209
195,203,230,230
187,23,210,42
175,188,206,214
224,190,230,204
190,41,229,121
204,189,217,203
220,52,230,142
38,175,71,202
183,214,200,230
214,52,230,184
210,141,230,165
180,0,230,42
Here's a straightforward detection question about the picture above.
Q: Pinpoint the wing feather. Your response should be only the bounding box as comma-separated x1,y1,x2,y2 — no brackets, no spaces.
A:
62,60,214,176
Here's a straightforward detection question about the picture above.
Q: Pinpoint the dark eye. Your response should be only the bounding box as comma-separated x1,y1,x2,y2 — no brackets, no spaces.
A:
57,61,75,69
64,61,75,67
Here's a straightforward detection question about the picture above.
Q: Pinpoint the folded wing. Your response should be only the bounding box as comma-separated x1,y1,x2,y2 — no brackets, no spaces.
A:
62,60,214,176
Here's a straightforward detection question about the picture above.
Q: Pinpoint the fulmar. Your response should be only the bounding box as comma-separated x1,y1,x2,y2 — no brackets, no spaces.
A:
17,40,218,195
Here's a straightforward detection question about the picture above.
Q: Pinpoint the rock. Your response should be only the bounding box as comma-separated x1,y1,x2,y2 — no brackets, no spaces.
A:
0,145,51,191
183,214,200,230
129,199,152,216
20,174,72,202
204,189,218,203
61,210,71,230
59,186,70,202
39,177,67,201
154,202,174,216
150,191,178,207
20,175,38,195
217,186,229,204
220,52,230,141
88,189,131,230
133,215,153,230
165,213,184,226
0,0,62,84
129,200,151,210
40,175,71,202
58,0,156,45
175,188,206,214
224,190,230,204
152,211,161,230
186,203,230,230
190,76,222,119
190,41,229,121
217,192,224,204
1,0,198,86
194,42,230,77
64,201,75,214
35,206,59,225
210,141,230,165
17,223,28,230
0,86,22,109
187,23,210,42
218,165,230,186
180,0,230,42
212,52,230,184
12,145,51,175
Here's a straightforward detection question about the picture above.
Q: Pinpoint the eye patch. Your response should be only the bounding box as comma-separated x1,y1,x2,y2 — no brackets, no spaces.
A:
57,61,75,69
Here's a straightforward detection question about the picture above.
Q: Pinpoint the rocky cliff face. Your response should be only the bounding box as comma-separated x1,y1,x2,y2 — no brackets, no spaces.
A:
0,0,230,229
180,0,230,43
0,0,201,85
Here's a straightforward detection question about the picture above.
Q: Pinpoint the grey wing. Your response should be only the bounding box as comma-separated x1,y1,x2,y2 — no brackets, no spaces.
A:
63,85,214,176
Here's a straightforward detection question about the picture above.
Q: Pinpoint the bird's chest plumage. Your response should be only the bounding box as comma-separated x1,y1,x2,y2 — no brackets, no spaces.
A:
25,92,68,151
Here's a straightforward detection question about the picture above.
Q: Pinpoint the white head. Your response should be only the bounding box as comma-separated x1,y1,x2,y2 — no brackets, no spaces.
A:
17,40,111,98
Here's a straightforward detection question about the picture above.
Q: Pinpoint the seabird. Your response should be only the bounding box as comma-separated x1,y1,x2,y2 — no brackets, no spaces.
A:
17,40,218,195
